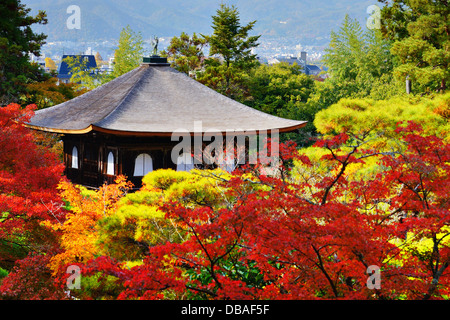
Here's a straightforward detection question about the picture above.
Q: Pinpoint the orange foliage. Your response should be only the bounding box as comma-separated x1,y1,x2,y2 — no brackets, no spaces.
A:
23,78,87,110
48,176,133,274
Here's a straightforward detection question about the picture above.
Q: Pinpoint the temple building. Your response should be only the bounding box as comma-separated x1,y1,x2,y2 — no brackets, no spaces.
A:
26,56,306,189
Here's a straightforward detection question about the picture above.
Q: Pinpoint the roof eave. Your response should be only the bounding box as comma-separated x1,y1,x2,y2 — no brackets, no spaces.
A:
24,123,94,135
90,122,307,137
23,121,307,136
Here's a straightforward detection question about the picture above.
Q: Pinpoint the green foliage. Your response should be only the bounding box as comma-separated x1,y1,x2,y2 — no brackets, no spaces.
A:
197,59,249,101
314,93,450,141
245,62,314,116
22,77,87,110
324,15,366,81
142,168,230,208
62,56,102,90
96,211,150,261
59,25,145,89
75,272,123,300
320,14,401,103
111,25,144,79
185,251,267,300
162,32,208,76
96,169,230,262
206,3,260,69
243,62,317,145
301,14,405,141
96,187,169,261
0,237,29,271
198,4,260,99
0,0,48,104
379,0,450,92
0,267,8,279
301,93,450,183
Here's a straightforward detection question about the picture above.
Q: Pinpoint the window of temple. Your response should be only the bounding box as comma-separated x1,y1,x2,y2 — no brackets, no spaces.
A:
71,146,79,169
176,153,194,172
106,151,115,175
134,153,153,176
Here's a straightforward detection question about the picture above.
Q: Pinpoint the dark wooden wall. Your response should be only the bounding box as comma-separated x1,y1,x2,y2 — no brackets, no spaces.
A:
63,132,178,189
62,131,257,189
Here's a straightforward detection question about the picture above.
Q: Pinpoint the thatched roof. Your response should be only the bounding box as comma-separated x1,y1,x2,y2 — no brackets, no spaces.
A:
26,62,307,136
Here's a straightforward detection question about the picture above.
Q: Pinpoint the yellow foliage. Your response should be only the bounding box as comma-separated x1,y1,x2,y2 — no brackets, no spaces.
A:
45,57,57,71
298,93,450,187
387,226,450,269
93,169,233,261
402,226,450,257
432,93,450,120
141,169,191,191
294,145,381,183
51,169,236,268
140,168,230,207
115,204,165,242
314,93,450,142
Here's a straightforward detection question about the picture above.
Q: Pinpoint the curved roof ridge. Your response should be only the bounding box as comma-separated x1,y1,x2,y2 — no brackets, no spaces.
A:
92,65,152,128
25,66,146,132
26,63,307,135
169,67,297,124
50,66,142,116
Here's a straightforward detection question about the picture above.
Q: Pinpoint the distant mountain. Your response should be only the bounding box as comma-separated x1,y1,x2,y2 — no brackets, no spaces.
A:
23,0,376,43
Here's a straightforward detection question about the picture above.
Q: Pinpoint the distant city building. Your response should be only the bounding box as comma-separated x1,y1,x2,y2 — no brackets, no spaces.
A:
85,47,94,55
57,54,98,84
267,51,324,77
304,64,322,76
299,51,307,64
268,56,300,66
29,53,52,74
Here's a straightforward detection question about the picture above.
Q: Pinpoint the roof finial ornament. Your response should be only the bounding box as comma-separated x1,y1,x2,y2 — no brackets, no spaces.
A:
151,36,159,56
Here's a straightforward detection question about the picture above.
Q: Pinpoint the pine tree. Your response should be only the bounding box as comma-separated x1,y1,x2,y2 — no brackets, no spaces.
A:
198,4,260,99
378,0,449,93
162,32,208,76
322,14,396,98
207,4,260,70
0,0,48,105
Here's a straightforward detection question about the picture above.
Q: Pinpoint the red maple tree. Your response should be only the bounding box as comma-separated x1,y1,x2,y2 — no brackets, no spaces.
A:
0,103,66,298
67,122,449,300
